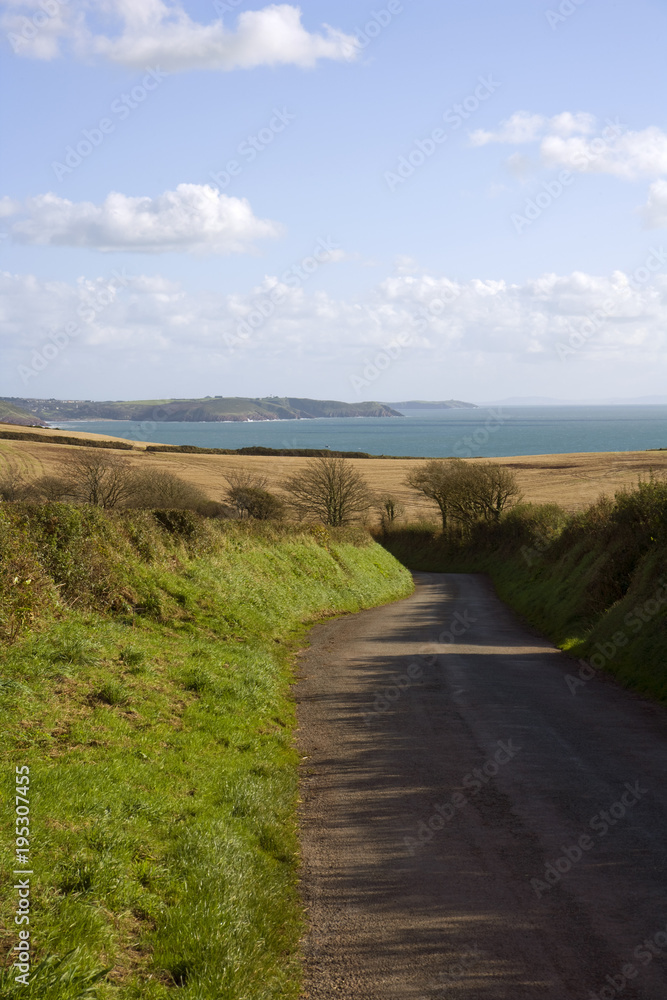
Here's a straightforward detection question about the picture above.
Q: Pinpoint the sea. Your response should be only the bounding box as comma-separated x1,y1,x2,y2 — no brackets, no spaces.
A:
54,405,667,459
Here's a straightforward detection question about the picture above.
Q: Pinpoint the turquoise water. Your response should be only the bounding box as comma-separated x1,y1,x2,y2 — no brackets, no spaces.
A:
55,405,667,458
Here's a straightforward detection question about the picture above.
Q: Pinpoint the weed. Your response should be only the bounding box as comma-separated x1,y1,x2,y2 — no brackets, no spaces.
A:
118,647,145,669
93,681,130,706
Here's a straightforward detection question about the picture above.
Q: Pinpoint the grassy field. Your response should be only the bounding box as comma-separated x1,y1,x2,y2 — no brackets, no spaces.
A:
3,424,667,516
0,506,412,998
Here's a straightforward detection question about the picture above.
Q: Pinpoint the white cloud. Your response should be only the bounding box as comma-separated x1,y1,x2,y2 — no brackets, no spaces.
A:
0,196,20,218
393,255,421,275
2,1,359,71
6,185,282,254
540,125,667,180
471,111,595,147
1,0,81,59
547,112,597,138
473,110,667,226
4,264,667,371
471,112,544,147
642,180,667,229
472,110,667,179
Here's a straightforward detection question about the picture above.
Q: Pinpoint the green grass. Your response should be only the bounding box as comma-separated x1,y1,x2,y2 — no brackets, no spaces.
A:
0,507,413,998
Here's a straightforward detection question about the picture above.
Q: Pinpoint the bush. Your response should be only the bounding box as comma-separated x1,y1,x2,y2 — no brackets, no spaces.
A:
6,455,222,516
0,469,33,501
125,468,211,512
0,507,53,642
224,469,286,520
232,487,286,521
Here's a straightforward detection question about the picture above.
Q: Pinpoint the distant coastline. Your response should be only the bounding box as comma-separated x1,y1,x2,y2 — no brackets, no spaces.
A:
0,395,477,426
50,404,667,458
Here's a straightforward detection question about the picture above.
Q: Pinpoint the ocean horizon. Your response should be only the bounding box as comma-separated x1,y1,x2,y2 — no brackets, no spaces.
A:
54,404,667,459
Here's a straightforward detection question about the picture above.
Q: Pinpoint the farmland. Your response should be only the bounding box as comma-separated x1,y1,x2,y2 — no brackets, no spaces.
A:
1,423,667,518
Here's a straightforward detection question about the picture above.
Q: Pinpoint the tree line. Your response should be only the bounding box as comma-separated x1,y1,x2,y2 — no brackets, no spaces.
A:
0,450,522,528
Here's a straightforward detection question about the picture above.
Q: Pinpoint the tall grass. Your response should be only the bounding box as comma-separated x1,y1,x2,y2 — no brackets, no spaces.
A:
0,506,413,998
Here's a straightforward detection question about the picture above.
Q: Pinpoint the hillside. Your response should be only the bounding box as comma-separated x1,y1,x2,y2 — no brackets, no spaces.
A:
1,396,404,423
0,400,47,427
387,399,478,409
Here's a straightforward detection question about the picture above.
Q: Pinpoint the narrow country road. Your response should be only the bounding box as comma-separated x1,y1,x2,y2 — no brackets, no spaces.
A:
296,573,667,999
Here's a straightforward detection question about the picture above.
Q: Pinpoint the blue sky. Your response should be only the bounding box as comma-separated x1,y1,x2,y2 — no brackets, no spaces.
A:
1,0,667,402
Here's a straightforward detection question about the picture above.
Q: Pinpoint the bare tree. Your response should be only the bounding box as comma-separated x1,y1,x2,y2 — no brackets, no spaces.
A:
58,450,136,509
283,455,373,526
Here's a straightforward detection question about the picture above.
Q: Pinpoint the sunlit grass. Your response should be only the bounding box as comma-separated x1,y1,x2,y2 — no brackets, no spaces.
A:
0,510,413,998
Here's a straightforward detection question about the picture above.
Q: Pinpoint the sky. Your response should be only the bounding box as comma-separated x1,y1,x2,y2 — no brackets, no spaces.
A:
1,0,667,403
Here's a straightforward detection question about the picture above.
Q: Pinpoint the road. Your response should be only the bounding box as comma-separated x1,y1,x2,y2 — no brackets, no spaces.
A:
296,573,667,999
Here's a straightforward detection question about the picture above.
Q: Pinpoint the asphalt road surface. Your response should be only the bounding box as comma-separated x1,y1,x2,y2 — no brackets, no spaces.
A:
296,573,667,999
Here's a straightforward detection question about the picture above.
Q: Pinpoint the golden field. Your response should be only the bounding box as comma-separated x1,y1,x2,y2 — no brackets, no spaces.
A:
1,423,667,518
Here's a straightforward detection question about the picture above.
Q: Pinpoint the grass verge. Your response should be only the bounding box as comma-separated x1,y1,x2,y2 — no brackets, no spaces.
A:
0,506,413,998
377,481,667,702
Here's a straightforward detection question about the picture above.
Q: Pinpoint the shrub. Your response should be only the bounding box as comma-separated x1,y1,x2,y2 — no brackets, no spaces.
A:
0,469,33,501
125,469,211,512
